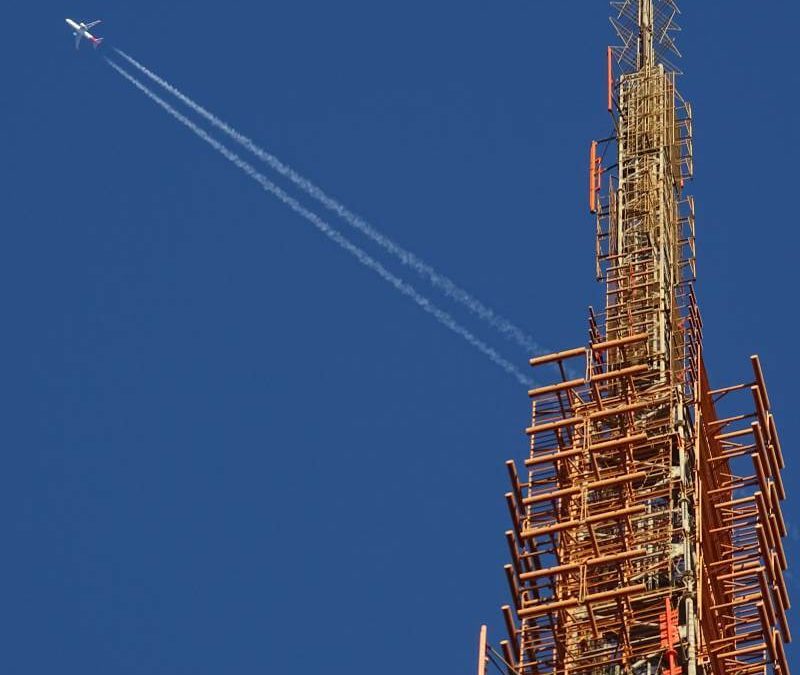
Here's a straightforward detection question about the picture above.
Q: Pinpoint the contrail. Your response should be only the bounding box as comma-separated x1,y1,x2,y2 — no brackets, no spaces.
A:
105,59,533,387
113,48,546,357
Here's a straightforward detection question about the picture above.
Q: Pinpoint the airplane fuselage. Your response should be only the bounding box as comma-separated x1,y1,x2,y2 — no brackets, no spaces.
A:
65,18,102,48
66,18,88,37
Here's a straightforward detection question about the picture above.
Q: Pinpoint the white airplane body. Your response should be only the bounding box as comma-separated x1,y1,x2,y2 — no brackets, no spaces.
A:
65,18,103,50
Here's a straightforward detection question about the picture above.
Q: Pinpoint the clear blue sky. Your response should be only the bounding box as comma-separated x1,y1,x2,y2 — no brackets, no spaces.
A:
1,2,798,673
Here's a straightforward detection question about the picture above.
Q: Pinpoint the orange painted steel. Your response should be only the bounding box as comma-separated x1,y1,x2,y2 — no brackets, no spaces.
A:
495,318,790,675
590,332,649,353
530,347,586,367
661,598,681,675
484,3,791,674
528,378,586,398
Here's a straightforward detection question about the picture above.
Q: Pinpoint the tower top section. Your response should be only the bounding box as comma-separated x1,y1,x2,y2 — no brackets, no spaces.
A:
610,0,682,74
638,0,655,67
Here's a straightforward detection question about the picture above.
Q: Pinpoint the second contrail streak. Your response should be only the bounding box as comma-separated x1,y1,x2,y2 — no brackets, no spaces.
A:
105,59,532,387
113,48,546,357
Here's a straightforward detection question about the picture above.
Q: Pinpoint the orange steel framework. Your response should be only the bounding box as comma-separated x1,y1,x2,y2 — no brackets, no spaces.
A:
478,2,791,675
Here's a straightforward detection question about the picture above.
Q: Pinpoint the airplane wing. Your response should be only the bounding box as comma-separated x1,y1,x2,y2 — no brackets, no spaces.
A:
84,20,101,29
74,33,82,49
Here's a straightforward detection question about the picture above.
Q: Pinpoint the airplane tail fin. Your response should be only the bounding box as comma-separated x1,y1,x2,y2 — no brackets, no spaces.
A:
92,37,104,49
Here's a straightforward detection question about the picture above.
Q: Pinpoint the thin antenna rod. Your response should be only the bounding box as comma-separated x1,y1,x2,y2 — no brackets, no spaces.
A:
638,0,655,68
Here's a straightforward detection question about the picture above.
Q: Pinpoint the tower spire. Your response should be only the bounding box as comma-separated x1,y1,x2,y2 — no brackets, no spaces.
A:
611,0,683,75
638,0,655,68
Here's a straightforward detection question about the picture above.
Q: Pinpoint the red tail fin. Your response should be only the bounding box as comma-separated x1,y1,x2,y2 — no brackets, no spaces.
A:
92,37,104,49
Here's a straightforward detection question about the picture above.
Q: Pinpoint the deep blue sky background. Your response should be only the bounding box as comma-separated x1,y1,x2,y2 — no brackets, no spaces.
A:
1,2,798,673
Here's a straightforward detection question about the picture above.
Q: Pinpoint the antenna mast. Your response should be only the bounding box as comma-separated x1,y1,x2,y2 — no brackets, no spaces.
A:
479,3,792,675
638,0,654,67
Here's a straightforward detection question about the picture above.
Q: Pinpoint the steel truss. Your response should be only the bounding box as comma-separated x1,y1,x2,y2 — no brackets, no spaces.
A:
481,3,791,675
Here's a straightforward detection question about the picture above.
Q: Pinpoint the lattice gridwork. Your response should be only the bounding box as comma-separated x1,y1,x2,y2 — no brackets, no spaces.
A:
477,3,791,675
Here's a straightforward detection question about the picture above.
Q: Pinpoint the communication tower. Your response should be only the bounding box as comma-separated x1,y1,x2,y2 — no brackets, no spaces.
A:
478,3,791,675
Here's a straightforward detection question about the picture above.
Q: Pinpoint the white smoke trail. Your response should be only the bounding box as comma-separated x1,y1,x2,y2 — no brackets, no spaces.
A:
113,48,546,356
105,59,532,387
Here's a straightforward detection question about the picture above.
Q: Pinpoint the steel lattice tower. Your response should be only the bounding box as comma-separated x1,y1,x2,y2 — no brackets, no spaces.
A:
478,3,791,675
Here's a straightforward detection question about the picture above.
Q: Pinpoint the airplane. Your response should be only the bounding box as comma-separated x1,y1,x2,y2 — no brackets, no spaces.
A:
65,18,104,50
